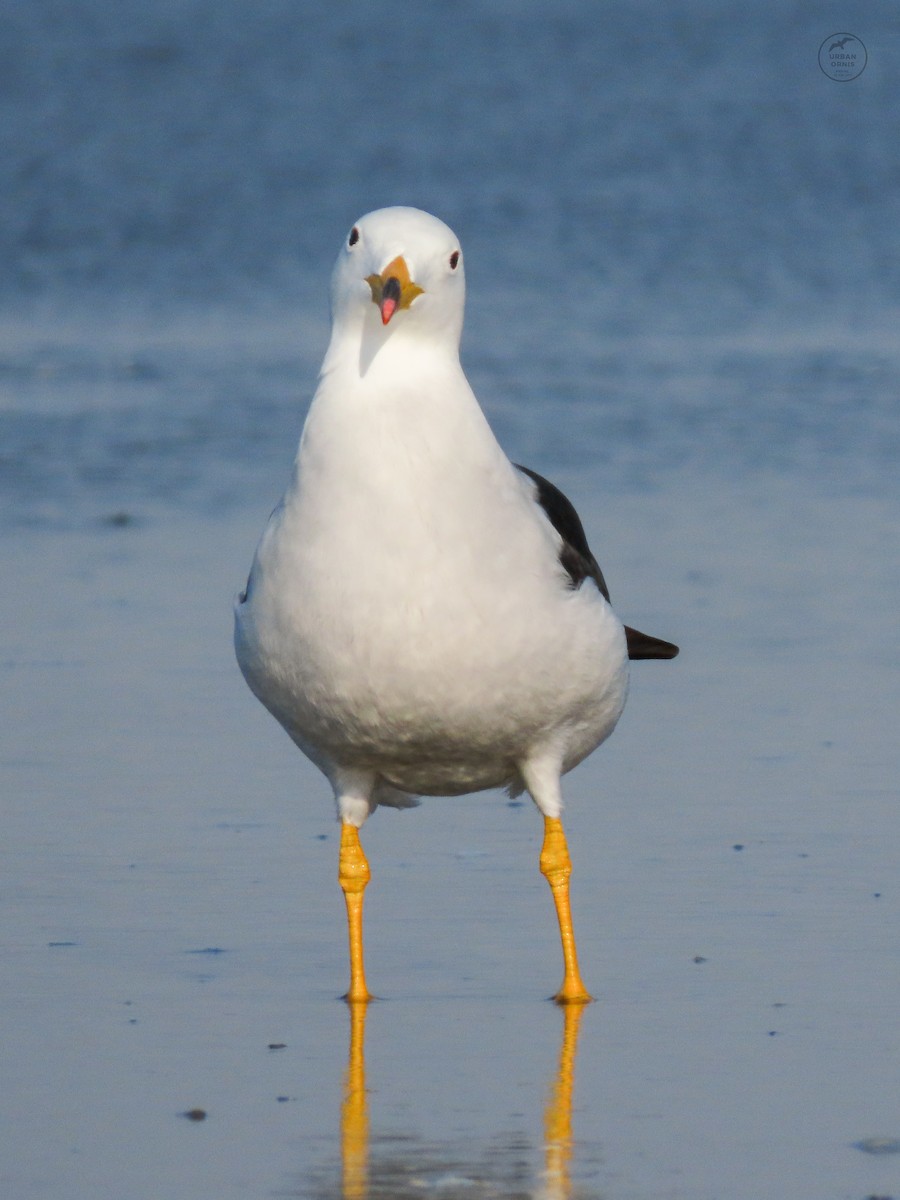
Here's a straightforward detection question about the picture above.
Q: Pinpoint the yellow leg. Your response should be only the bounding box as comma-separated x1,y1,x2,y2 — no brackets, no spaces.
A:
540,816,593,1004
339,824,373,1003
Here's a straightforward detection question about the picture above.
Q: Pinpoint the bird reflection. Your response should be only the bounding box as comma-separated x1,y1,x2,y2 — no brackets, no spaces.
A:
333,1001,587,1200
340,1001,369,1200
541,1004,585,1200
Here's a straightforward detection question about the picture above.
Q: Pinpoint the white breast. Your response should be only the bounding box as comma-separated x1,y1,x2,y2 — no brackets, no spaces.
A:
235,342,628,795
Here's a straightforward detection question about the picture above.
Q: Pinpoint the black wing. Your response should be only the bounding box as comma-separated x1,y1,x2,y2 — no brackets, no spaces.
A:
516,464,679,661
515,464,611,598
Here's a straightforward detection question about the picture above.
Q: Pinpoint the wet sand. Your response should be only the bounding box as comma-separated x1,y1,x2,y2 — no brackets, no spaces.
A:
4,469,899,1198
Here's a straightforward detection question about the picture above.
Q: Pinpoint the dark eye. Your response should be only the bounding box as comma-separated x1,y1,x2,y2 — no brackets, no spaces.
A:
449,250,460,270
348,226,359,247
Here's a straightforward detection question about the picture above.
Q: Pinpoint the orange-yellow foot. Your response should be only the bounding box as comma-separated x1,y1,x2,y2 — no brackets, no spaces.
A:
540,816,593,1005
339,824,373,1004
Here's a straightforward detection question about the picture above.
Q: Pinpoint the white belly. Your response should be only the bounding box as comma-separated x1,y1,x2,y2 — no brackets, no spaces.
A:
235,488,628,796
235,364,629,796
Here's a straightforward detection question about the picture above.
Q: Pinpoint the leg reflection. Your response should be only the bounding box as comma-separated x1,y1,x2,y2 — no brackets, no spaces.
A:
543,1002,586,1200
335,999,586,1200
341,1000,369,1200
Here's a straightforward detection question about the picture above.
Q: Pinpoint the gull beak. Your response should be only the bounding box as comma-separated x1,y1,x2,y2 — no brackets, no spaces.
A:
366,255,424,325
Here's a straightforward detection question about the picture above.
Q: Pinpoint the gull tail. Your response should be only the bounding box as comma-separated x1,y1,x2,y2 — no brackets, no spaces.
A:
625,626,679,661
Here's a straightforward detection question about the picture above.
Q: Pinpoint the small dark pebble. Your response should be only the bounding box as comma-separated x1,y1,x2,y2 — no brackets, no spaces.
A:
767,1030,779,1036
772,1002,786,1008
874,893,882,899
268,1043,287,1050
316,833,329,841
48,941,77,948
102,511,137,528
124,358,161,381
128,1018,138,1025
277,1096,291,1103
507,800,524,808
855,1137,900,1156
865,1194,895,1200
182,1108,207,1121
732,844,744,851
692,955,707,964
185,947,227,955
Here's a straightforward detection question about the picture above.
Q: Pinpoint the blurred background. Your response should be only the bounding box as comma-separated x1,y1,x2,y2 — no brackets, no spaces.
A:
2,0,898,521
2,4,899,1199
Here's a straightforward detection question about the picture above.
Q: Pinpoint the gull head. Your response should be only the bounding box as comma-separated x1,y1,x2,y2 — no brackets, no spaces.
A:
329,207,466,356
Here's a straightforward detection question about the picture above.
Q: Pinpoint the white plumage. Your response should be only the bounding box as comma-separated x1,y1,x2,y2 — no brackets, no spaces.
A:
234,206,676,1001
235,206,627,824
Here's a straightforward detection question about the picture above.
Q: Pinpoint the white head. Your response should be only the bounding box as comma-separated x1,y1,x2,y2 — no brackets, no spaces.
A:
327,207,466,367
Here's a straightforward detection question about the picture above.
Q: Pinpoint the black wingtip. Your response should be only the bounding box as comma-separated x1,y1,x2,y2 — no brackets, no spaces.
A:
515,463,611,599
625,626,679,661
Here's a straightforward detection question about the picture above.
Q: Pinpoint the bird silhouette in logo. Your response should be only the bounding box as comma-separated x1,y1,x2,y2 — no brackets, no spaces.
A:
829,36,854,51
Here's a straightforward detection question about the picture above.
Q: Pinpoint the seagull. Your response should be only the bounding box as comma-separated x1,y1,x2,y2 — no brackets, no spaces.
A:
234,206,678,1004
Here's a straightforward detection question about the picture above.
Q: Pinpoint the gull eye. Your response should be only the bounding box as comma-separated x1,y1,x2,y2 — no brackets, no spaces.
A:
449,250,460,270
348,226,360,247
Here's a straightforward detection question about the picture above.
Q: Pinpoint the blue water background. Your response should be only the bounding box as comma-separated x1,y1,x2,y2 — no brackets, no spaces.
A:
1,1,898,522
2,4,899,1199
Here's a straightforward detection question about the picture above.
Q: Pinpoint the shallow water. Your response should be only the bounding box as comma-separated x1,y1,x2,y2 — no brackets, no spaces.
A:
3,3,900,1198
5,472,899,1199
